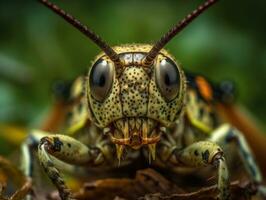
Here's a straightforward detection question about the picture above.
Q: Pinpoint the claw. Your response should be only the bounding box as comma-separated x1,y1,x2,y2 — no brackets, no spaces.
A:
123,119,129,139
142,120,148,139
115,144,124,165
148,143,157,161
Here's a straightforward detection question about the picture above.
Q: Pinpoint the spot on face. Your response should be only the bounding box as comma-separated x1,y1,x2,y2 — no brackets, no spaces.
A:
119,66,149,117
202,150,210,163
53,137,63,152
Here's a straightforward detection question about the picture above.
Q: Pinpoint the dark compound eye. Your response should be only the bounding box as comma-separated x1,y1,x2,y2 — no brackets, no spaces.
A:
155,58,180,101
89,59,114,102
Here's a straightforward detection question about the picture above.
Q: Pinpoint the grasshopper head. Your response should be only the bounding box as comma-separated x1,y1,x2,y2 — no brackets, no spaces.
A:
87,45,186,152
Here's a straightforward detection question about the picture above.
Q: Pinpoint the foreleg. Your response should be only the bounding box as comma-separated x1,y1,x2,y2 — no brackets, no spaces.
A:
21,130,46,178
209,124,266,197
175,141,230,200
38,133,105,200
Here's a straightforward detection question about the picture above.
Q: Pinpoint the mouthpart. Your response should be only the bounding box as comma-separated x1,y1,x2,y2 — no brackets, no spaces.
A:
103,117,167,161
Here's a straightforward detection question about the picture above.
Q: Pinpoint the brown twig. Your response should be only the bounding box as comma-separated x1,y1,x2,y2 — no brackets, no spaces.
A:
47,168,259,200
138,180,257,200
0,156,32,200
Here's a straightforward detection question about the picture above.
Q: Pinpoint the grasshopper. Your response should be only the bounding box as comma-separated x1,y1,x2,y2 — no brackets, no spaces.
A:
14,0,266,199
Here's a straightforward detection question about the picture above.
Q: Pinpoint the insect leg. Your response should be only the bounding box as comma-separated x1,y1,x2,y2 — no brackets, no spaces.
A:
38,133,104,200
21,130,52,200
209,124,266,197
176,141,230,200
21,130,46,178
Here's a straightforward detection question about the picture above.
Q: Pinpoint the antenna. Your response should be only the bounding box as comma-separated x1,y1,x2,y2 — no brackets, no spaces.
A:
39,0,123,68
143,0,219,66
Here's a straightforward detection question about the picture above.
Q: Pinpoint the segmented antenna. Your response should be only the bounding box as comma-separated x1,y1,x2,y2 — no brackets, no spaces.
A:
39,0,123,68
143,0,219,66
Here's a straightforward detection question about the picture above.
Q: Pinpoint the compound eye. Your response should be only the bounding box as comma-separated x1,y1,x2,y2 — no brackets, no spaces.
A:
89,59,114,102
155,58,180,101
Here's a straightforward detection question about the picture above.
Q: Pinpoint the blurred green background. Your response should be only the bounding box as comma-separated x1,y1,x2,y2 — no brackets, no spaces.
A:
0,0,265,153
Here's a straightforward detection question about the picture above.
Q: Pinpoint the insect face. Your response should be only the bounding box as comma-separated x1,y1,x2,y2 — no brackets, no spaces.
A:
87,45,186,148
